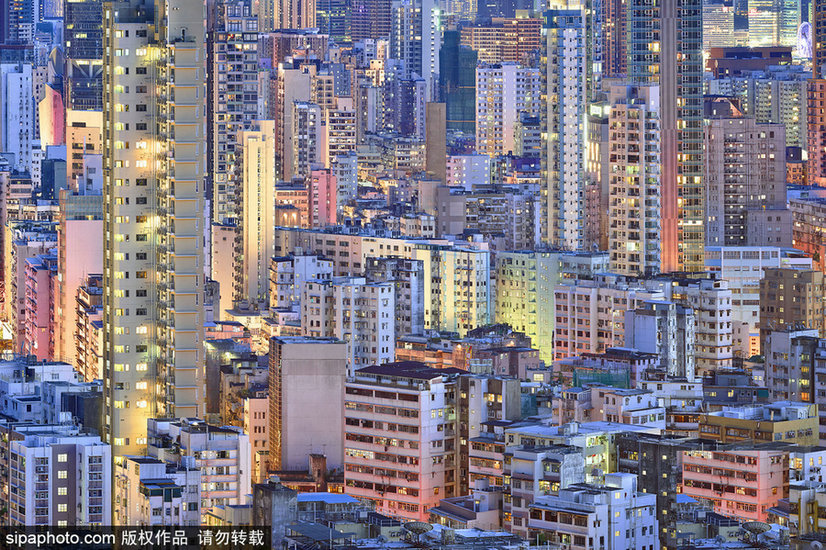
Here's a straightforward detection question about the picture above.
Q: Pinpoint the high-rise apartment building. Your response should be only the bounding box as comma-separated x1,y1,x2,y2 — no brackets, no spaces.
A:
316,0,349,41
8,429,111,526
527,474,659,550
279,0,317,29
146,419,251,521
475,63,541,157
494,251,561,365
269,252,334,310
332,152,358,211
681,446,789,523
0,63,34,173
64,0,104,111
601,0,626,78
276,62,312,180
307,168,337,228
460,17,543,64
666,276,734,375
291,101,323,180
705,246,812,358
790,198,826,272
390,0,441,98
759,268,826,347
56,191,103,366
707,66,809,149
607,84,661,276
5,222,58,351
343,362,460,523
22,253,58,360
302,277,396,373
810,0,826,185
102,0,206,461
351,0,392,40
325,105,357,167
627,0,704,271
115,456,201,526
75,274,104,382
625,301,697,381
208,0,259,224
541,10,587,250
237,121,277,310
554,275,668,360
704,116,787,247
764,329,823,404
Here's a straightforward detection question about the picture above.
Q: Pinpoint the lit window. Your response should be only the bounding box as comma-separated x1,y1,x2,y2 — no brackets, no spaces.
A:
58,471,68,479
57,454,67,463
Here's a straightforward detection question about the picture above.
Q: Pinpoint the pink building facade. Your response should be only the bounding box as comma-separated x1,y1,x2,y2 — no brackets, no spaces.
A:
57,215,103,366
681,448,788,522
23,254,58,360
344,363,458,523
308,168,337,228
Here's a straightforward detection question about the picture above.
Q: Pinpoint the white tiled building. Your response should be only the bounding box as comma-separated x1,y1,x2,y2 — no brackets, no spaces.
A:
115,456,201,526
9,428,111,526
475,63,541,157
527,473,659,550
705,246,812,357
146,418,251,523
302,276,395,374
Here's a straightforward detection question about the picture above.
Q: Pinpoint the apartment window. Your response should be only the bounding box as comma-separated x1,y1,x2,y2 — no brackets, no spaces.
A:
58,471,67,479
136,308,148,316
57,454,67,463
58,504,67,512
135,104,147,112
57,487,67,496
136,179,148,186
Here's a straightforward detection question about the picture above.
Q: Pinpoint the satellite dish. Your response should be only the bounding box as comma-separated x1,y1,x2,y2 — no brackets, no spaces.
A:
404,522,434,535
742,521,771,535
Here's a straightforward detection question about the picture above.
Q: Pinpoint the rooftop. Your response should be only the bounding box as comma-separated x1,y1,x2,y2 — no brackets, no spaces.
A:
354,361,466,381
